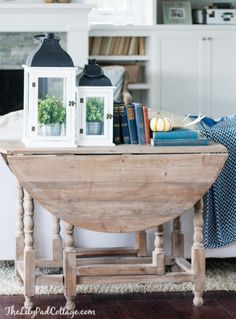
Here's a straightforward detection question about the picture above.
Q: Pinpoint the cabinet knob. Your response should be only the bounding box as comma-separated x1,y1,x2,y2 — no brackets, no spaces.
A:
202,37,212,41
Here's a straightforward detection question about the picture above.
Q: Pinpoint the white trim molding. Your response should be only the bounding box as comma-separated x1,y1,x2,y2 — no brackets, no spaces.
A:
0,3,93,67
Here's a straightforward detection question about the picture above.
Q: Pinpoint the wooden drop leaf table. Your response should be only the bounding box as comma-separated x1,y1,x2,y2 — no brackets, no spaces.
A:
0,141,228,310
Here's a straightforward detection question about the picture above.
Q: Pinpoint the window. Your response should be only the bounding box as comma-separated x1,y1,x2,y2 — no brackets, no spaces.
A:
86,0,155,25
87,0,129,11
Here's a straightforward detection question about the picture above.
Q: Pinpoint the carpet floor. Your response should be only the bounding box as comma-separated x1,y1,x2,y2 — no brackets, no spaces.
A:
0,259,236,295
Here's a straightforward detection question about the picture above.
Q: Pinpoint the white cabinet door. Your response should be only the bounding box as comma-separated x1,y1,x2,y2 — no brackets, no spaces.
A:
156,30,236,119
207,32,236,118
156,32,205,116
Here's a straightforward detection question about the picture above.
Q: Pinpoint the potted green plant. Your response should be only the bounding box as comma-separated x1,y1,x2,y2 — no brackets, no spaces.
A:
86,97,104,135
38,96,66,136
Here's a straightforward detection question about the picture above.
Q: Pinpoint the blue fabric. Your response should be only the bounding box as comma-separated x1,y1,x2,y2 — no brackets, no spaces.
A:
197,117,236,248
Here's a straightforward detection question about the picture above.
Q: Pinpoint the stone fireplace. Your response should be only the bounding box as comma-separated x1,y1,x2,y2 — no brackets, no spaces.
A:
0,2,91,115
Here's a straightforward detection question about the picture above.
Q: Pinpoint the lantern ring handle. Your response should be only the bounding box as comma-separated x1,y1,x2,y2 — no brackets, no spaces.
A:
83,71,104,78
33,34,60,41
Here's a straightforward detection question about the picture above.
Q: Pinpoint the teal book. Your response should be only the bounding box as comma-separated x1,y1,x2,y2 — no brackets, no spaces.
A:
119,103,131,144
126,104,138,144
133,102,146,145
151,138,209,146
152,128,199,139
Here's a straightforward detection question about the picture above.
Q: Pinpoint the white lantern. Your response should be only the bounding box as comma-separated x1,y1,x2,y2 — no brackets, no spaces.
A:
76,60,115,146
22,33,77,147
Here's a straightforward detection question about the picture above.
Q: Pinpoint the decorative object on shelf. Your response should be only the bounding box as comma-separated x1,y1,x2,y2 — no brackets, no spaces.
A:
206,9,236,25
211,3,233,9
149,111,205,130
22,32,77,147
192,9,206,24
150,114,173,132
76,59,115,146
163,1,192,25
44,0,71,3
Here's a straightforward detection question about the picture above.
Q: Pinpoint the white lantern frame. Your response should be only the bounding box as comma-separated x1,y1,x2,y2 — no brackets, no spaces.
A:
76,86,115,146
22,66,77,148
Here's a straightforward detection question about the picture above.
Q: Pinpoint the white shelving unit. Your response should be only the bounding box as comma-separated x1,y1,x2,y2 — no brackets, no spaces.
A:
89,25,156,107
89,55,150,61
89,24,236,114
128,83,150,90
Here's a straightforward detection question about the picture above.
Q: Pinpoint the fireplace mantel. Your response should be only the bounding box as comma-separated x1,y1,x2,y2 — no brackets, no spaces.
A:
0,3,93,66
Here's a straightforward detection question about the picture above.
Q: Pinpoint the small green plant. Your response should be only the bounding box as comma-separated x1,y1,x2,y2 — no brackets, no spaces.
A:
86,97,104,122
38,96,66,125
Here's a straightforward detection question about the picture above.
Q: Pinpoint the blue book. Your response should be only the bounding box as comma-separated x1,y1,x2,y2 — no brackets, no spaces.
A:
133,103,146,145
152,128,198,139
126,104,138,144
151,138,209,146
119,103,131,144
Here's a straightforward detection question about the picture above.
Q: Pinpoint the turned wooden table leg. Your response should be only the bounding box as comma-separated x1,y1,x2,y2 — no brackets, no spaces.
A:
135,231,147,257
171,217,184,257
171,217,184,272
52,217,62,261
152,225,165,275
192,199,205,307
23,190,35,310
63,222,76,311
15,180,24,284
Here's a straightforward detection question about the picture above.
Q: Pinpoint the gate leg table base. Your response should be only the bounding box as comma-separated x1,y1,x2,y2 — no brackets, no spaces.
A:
0,142,227,310
14,185,148,310
63,200,204,310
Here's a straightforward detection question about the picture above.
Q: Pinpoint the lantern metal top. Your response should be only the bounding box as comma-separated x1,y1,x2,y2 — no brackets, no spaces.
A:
26,32,74,67
77,59,112,87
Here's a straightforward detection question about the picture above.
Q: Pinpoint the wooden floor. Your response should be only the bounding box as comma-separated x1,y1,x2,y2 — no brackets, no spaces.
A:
0,292,236,319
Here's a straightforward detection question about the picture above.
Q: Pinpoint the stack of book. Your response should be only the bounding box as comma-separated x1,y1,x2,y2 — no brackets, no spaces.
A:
89,36,145,56
113,101,151,145
150,128,209,146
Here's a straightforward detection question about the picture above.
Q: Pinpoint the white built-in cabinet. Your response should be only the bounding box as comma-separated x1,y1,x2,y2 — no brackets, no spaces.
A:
89,26,236,118
156,29,236,118
155,31,204,115
206,32,236,118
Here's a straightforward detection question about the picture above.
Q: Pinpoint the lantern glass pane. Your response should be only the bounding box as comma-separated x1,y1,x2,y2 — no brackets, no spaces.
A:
86,96,104,136
37,77,66,137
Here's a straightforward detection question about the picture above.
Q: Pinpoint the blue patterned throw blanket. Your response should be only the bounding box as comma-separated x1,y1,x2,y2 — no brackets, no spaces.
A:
197,117,236,249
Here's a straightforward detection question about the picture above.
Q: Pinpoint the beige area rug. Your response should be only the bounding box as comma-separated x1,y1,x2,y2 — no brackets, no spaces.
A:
0,259,236,295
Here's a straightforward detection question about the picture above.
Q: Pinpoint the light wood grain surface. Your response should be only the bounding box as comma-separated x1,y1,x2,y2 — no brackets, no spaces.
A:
0,140,227,155
3,143,227,233
0,140,227,310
